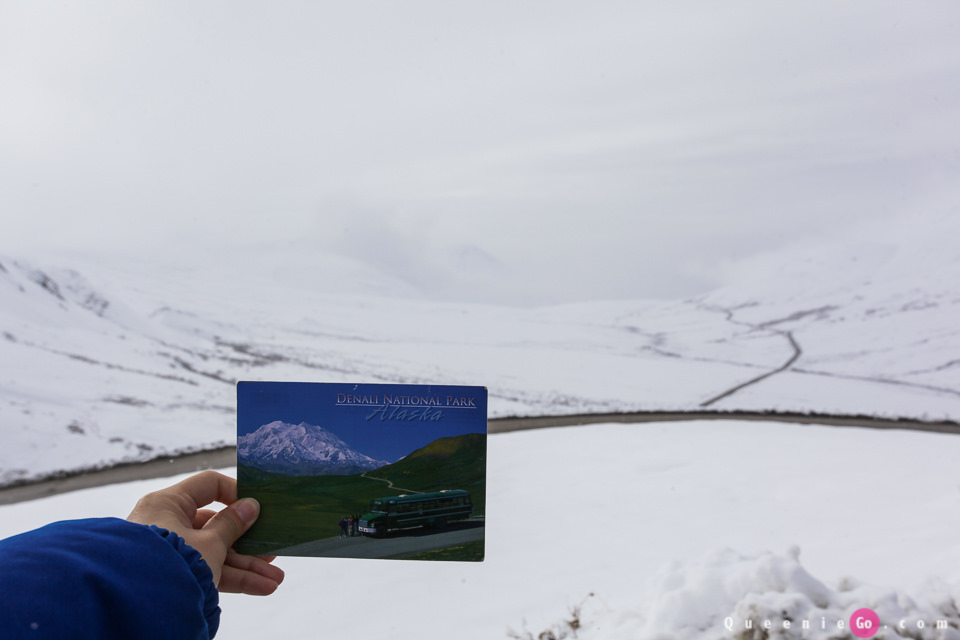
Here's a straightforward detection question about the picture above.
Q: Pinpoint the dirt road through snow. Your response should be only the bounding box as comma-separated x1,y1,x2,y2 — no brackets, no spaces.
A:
2,411,957,505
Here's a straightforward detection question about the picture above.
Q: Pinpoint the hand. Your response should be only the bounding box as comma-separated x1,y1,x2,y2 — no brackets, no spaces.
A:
127,470,284,595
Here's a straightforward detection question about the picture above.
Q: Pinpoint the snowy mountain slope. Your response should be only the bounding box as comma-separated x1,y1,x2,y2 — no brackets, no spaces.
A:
0,257,247,484
0,254,750,484
690,213,960,417
237,421,387,475
1,213,958,484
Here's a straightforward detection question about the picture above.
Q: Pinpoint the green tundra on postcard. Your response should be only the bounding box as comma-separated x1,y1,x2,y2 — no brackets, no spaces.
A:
235,381,487,562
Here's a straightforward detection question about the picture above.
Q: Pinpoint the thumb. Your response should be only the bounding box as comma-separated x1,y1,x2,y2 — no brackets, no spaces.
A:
205,497,260,546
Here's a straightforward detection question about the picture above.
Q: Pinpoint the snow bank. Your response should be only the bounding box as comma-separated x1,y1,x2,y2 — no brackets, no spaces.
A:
536,548,960,640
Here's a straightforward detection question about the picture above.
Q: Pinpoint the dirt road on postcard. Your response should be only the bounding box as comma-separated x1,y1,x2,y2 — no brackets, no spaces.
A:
273,518,485,559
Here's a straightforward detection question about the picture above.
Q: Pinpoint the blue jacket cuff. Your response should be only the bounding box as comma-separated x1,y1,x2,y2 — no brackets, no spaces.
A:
148,525,222,638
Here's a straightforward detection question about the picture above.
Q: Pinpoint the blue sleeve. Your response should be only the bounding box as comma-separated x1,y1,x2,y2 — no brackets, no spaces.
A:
0,517,220,639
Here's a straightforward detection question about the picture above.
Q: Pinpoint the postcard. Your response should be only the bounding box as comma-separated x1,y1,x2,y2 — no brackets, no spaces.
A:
235,381,487,562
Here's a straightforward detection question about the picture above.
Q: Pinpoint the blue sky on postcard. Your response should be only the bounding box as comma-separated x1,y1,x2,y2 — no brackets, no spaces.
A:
238,382,487,461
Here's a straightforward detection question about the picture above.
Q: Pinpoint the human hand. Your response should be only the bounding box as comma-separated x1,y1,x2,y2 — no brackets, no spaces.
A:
127,470,284,595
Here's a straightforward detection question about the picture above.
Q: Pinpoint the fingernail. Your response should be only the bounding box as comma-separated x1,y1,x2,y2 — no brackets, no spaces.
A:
234,498,260,524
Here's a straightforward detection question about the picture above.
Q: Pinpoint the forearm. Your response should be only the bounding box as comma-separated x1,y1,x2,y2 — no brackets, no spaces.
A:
0,518,220,639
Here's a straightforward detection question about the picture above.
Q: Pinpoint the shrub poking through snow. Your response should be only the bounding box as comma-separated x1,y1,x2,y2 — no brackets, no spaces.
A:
508,594,595,640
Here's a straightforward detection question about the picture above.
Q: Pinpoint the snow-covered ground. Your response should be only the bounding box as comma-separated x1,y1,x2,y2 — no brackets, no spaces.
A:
2,212,959,484
3,419,959,639
3,3,958,635
2,213,958,637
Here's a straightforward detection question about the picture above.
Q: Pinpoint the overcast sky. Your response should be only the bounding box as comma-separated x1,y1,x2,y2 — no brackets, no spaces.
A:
2,1,958,305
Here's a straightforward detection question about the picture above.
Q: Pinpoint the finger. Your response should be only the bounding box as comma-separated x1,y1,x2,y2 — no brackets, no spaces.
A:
128,471,238,532
225,549,286,584
201,497,260,548
194,509,218,529
170,470,238,512
219,565,282,595
219,552,285,595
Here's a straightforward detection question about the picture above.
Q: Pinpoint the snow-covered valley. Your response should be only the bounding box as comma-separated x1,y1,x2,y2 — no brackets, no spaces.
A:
2,213,959,485
4,1,959,635
2,211,959,638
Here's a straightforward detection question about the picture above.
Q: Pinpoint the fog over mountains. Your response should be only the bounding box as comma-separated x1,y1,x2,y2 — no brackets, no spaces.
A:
237,421,388,476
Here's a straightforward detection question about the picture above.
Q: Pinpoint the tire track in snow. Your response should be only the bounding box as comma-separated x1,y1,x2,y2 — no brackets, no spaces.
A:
699,330,802,408
694,301,960,404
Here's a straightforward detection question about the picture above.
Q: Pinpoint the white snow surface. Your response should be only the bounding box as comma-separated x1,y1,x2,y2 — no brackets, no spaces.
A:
2,211,959,483
2,420,960,640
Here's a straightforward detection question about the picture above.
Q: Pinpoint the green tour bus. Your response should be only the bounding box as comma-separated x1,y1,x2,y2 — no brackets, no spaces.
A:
359,490,473,536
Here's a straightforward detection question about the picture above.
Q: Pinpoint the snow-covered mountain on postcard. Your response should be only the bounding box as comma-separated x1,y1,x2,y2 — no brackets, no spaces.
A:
237,421,388,476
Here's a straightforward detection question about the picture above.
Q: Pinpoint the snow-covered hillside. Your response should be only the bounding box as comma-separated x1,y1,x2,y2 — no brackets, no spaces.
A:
1,212,958,484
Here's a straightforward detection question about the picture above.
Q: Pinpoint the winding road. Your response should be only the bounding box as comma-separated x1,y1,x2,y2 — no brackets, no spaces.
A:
1,411,958,505
360,470,423,495
699,331,802,408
